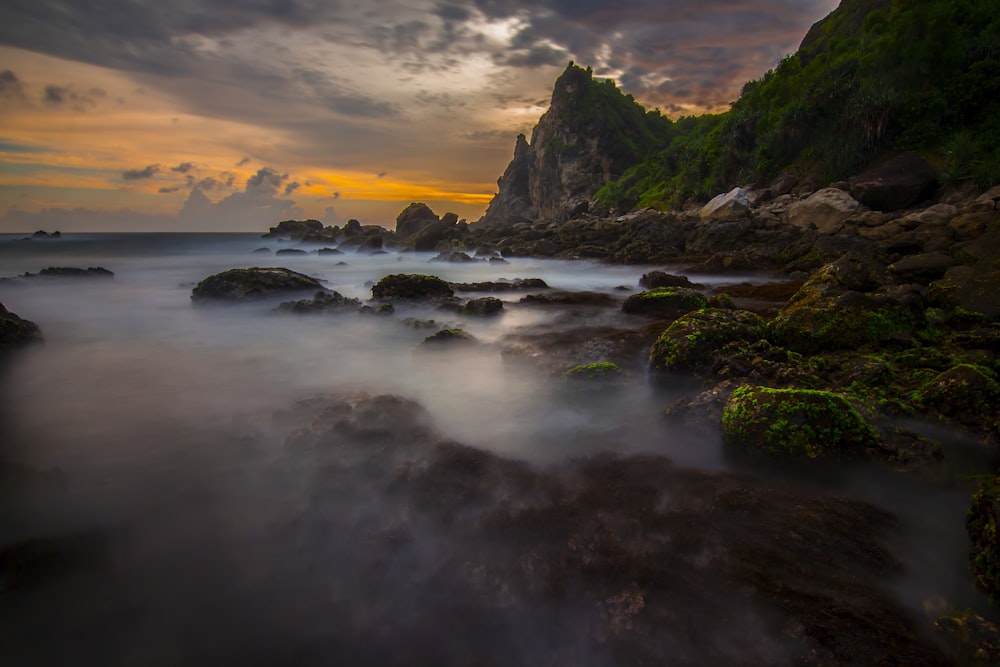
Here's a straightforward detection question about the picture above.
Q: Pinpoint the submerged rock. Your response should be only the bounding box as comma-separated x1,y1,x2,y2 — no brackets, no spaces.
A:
190,267,324,301
371,274,454,300
721,386,881,459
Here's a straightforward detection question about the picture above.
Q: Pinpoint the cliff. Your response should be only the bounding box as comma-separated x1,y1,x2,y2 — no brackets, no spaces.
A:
478,64,673,225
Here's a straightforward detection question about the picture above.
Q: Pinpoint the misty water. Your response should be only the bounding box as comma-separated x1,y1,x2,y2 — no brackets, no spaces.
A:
0,233,994,663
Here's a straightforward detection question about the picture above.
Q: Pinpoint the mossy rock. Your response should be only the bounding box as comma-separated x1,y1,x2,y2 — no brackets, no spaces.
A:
621,287,708,318
722,386,880,459
421,328,476,347
917,364,1000,434
769,285,919,354
967,475,1000,602
649,308,765,375
372,273,454,300
462,297,504,317
563,362,622,382
190,267,324,301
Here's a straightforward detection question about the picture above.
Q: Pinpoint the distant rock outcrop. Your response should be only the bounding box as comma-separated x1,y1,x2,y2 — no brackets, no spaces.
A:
393,203,466,251
478,63,672,226
263,219,339,243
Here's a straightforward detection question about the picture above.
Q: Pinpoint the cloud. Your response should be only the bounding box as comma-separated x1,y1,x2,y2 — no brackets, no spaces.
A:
284,181,300,195
171,161,194,173
236,157,251,167
42,83,108,110
0,69,26,102
177,165,303,228
158,185,182,193
122,164,160,180
196,177,220,190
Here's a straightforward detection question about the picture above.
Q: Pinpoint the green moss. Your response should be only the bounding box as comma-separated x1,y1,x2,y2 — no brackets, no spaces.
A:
623,287,709,317
722,385,879,459
650,308,765,374
563,362,622,382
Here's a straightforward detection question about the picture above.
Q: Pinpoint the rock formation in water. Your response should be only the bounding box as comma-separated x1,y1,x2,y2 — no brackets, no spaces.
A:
478,63,672,225
0,301,41,348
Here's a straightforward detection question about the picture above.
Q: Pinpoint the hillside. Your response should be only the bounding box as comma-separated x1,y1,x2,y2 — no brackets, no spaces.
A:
484,0,1000,220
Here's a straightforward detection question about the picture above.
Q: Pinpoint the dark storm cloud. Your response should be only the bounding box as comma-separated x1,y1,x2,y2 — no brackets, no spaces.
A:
283,181,300,195
171,162,194,173
123,164,160,180
434,3,472,21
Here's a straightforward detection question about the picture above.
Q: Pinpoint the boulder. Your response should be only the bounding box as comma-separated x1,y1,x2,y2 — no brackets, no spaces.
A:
395,203,442,239
638,271,698,290
462,297,503,317
621,287,708,318
722,386,880,459
562,362,622,383
928,265,1000,319
371,274,454,300
275,248,308,256
888,252,956,283
430,251,476,263
190,267,324,301
848,152,937,211
420,328,477,347
917,364,1000,434
649,308,766,375
264,219,325,240
700,187,750,221
277,290,362,314
897,203,957,228
30,266,114,278
787,188,861,234
0,301,41,348
968,474,1000,601
451,278,549,293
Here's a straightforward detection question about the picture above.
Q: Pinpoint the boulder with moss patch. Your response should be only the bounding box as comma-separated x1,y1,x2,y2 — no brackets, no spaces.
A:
372,274,454,300
917,364,1000,435
563,362,622,382
649,308,765,375
622,287,708,318
721,386,880,459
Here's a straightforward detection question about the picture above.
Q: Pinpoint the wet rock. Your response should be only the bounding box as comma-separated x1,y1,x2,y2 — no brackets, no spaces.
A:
317,247,343,255
520,291,618,307
462,297,503,317
277,290,362,313
421,328,477,347
917,364,1000,434
371,274,454,300
191,267,324,301
649,308,766,375
0,301,41,348
638,271,698,290
562,361,622,383
252,247,272,254
787,188,861,234
430,251,477,263
967,475,1000,601
451,278,549,293
889,252,957,283
722,386,881,459
849,152,937,211
276,248,308,256
622,287,708,318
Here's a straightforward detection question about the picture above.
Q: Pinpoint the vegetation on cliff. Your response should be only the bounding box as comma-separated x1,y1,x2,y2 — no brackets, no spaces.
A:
594,0,1000,211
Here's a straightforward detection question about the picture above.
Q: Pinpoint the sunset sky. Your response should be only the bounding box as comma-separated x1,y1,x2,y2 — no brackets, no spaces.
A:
0,0,839,232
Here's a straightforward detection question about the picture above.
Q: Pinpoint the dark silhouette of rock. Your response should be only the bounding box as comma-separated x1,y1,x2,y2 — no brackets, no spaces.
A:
190,267,324,301
462,297,503,317
639,271,697,289
277,290,362,314
25,267,114,278
263,219,338,243
394,203,441,238
849,152,937,211
371,274,453,300
1,301,41,348
451,278,549,292
276,248,308,256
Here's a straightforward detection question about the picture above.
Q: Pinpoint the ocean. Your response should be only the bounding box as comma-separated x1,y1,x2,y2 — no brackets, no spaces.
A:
0,232,992,664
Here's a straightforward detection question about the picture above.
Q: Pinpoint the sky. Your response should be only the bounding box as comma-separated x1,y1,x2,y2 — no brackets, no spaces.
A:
0,0,840,232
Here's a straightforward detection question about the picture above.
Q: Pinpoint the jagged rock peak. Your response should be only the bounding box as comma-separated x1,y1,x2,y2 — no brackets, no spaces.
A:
478,63,673,226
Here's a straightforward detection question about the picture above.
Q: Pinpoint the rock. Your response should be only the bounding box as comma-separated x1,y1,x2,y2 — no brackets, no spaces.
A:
562,362,622,383
420,328,477,347
917,364,1000,434
787,188,861,234
317,247,343,255
700,187,750,221
277,290,362,314
638,271,697,290
928,265,1000,318
1,301,41,348
770,173,798,196
621,287,708,318
190,267,324,301
462,297,504,317
371,274,454,300
263,219,336,242
949,211,996,240
253,247,272,254
413,220,462,251
451,278,549,293
848,152,937,211
967,475,1000,601
889,252,956,283
519,291,618,307
275,248,308,256
394,202,441,238
897,203,958,228
30,266,114,278
722,386,880,459
430,251,477,263
933,607,1000,665
649,308,766,375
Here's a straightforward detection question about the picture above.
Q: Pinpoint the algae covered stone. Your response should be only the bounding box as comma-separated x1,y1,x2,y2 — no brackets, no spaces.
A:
622,287,708,317
649,308,765,374
917,364,1000,434
372,273,454,300
967,475,1000,602
191,267,324,301
721,386,879,459
563,362,622,382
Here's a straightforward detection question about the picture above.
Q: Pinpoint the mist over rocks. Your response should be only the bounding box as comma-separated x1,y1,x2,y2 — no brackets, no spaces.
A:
0,300,41,348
